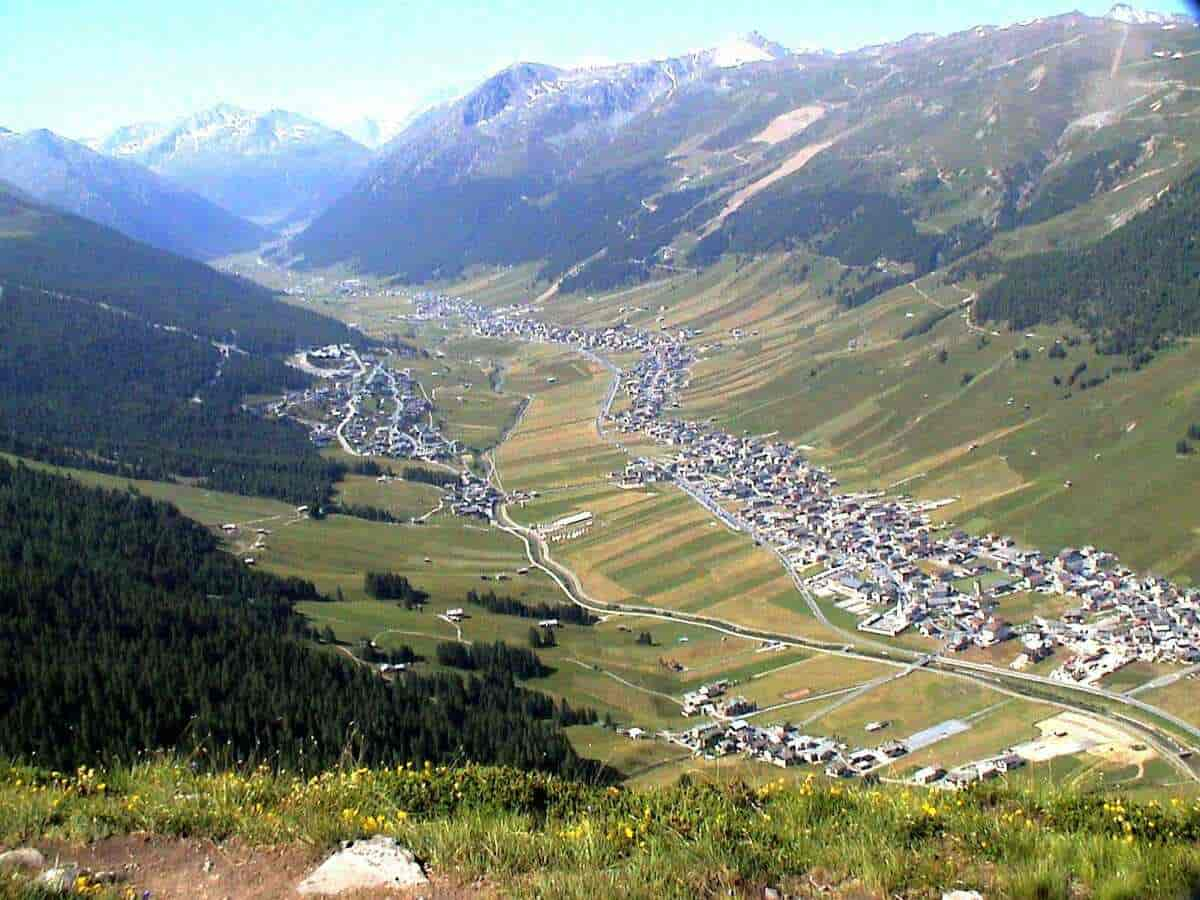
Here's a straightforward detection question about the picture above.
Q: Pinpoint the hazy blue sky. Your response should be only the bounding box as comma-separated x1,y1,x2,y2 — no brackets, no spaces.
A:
3,0,1194,138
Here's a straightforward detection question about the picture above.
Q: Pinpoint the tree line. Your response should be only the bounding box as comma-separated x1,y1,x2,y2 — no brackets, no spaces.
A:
465,589,598,626
365,572,429,608
435,641,551,681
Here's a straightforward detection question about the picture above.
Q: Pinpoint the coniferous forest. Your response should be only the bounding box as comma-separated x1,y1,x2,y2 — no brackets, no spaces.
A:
0,283,346,505
0,188,356,504
0,458,610,780
975,165,1200,360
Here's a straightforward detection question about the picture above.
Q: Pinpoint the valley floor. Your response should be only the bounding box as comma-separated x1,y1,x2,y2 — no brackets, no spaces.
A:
230,279,1196,802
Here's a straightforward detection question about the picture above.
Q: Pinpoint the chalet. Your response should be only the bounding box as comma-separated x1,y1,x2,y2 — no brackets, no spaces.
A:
912,766,946,785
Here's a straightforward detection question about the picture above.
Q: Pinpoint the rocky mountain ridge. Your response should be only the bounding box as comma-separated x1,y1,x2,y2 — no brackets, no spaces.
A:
89,104,372,226
0,128,267,259
293,8,1200,287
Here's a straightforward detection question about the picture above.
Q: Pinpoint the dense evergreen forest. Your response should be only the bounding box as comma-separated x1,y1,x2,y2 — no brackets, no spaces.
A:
0,285,344,504
0,459,609,780
0,186,361,503
0,187,353,353
466,589,599,626
975,165,1200,358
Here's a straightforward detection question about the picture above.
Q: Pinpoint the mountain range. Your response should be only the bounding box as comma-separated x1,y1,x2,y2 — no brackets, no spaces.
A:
5,4,1197,285
87,104,372,226
291,6,1200,291
0,129,268,260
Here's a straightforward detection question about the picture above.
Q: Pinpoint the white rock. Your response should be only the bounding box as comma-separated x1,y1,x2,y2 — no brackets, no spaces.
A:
943,891,984,900
36,863,80,893
297,836,428,895
0,848,44,870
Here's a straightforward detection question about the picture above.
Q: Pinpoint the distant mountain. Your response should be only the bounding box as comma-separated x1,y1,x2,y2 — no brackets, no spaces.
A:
339,115,411,150
0,129,268,260
1105,3,1191,25
294,12,1200,292
91,105,372,226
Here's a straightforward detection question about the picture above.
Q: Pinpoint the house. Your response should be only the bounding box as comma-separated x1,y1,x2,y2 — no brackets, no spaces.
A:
993,753,1025,773
912,766,946,785
717,696,756,718
879,740,909,759
978,617,1013,646
945,768,980,789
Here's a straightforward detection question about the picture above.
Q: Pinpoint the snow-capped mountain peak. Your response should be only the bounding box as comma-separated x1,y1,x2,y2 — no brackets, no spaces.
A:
707,31,791,68
1106,4,1187,25
88,105,372,226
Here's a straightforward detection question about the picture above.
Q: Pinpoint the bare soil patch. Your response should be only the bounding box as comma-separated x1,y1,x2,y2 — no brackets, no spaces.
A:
29,836,482,899
711,140,836,229
751,105,826,145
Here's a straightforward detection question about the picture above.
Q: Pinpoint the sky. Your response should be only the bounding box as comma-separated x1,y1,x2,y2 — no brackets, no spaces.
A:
2,0,1195,139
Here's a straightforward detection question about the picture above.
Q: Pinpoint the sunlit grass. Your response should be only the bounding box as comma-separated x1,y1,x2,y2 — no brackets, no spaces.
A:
3,760,1200,898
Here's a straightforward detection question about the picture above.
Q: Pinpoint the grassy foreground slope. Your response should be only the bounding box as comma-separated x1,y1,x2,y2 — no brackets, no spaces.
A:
3,760,1200,898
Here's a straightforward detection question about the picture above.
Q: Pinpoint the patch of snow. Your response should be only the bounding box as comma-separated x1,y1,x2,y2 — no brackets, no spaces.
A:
710,37,775,68
1106,4,1181,25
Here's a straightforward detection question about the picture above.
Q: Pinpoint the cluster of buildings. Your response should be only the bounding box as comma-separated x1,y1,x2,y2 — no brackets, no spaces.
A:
680,680,756,717
412,294,1200,687
444,470,502,520
912,751,1027,789
672,720,909,775
281,346,457,462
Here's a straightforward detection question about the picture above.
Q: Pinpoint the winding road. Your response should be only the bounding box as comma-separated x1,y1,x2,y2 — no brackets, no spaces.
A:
477,329,1200,783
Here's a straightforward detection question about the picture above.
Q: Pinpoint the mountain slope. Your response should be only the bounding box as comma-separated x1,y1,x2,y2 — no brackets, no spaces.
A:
0,184,361,500
0,129,268,259
294,12,1200,294
93,104,372,226
975,163,1200,357
0,184,351,353
292,52,721,277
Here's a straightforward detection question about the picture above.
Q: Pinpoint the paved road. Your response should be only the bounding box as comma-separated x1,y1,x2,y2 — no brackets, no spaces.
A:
479,330,1200,782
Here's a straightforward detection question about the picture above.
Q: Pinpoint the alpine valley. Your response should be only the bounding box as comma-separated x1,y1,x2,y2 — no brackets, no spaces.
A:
6,5,1200,899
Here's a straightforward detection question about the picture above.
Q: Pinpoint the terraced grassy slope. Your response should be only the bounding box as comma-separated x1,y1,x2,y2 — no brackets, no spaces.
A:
519,240,1200,584
494,345,627,492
